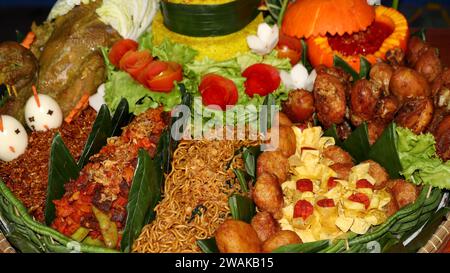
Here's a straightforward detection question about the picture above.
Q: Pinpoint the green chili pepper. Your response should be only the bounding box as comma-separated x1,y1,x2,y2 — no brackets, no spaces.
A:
71,227,90,242
92,206,119,249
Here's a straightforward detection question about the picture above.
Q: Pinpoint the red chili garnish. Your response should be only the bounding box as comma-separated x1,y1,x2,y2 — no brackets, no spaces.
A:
108,39,139,68
356,179,374,190
348,193,370,209
293,200,314,220
242,63,281,97
199,74,239,110
296,179,313,192
317,198,335,208
327,177,338,190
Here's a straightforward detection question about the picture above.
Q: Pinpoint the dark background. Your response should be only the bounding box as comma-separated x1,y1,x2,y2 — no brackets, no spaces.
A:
0,0,449,42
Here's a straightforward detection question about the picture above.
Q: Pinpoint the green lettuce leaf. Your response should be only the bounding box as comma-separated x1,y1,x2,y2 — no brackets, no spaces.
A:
396,126,450,189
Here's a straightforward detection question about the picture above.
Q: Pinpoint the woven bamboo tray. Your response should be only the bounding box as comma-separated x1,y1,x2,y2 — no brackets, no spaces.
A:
0,230,15,253
418,213,450,253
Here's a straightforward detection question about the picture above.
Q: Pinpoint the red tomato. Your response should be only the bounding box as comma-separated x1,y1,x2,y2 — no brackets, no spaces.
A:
348,193,370,209
146,62,183,92
296,179,313,192
276,33,302,65
356,179,374,190
293,200,314,220
119,50,153,79
242,63,281,97
317,198,335,208
327,177,338,190
199,74,239,110
108,39,139,68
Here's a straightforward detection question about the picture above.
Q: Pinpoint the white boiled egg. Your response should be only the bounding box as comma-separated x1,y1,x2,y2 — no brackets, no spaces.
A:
25,94,63,131
0,115,28,162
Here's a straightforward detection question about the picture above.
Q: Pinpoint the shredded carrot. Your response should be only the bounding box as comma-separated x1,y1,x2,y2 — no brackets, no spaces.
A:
21,32,35,49
65,93,90,124
32,85,40,107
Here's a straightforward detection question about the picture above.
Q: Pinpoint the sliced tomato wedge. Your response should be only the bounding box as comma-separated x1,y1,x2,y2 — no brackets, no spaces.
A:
293,200,314,220
296,179,313,192
146,62,183,92
243,63,281,97
137,61,169,87
119,50,153,79
348,193,370,209
108,39,139,68
276,33,302,65
356,179,374,190
317,198,336,208
199,74,239,110
327,177,338,190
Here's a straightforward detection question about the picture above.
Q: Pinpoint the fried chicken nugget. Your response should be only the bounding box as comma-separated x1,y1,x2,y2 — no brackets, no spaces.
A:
262,230,302,253
251,211,280,243
216,220,262,253
253,173,284,218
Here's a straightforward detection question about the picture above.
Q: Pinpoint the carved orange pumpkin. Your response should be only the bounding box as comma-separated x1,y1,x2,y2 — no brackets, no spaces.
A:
306,6,409,72
282,0,375,38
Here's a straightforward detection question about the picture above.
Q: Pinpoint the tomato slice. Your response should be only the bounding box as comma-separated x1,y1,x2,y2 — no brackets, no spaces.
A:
296,179,313,192
348,193,370,209
317,198,336,208
199,74,239,110
243,63,281,97
137,61,169,87
293,200,314,220
146,62,183,92
108,39,139,68
356,179,374,190
119,50,153,79
327,177,338,190
276,33,302,65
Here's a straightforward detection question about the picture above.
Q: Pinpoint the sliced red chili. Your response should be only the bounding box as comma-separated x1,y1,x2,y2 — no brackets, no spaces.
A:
317,198,336,208
296,179,313,192
293,200,314,220
348,193,370,209
327,177,338,190
356,179,374,190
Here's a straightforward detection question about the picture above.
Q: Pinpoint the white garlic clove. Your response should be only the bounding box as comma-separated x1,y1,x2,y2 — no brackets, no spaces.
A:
0,115,28,162
25,94,63,132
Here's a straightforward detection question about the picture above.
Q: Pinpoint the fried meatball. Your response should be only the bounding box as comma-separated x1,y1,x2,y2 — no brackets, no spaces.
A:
330,163,353,180
350,79,381,126
375,95,400,122
216,220,262,253
390,67,431,103
370,62,394,96
407,36,430,66
367,120,387,145
431,68,450,97
414,47,442,83
386,198,400,217
257,151,290,183
268,125,296,158
387,179,420,208
251,212,280,242
316,65,352,85
262,230,302,253
323,145,353,165
274,112,293,127
395,97,434,134
314,73,347,128
282,89,315,123
362,160,389,190
434,115,450,161
253,173,284,218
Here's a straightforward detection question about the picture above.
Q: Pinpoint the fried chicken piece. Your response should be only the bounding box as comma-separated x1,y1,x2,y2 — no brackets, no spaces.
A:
216,220,262,253
262,230,302,253
395,97,434,134
370,62,394,96
251,212,280,243
257,151,290,183
350,79,381,126
252,173,284,219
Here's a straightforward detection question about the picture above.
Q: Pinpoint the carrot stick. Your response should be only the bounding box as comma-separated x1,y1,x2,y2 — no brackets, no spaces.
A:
32,85,40,107
21,31,36,49
65,93,90,124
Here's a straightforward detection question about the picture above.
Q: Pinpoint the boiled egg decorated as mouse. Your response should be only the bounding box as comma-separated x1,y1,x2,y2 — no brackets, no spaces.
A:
24,86,63,132
0,115,28,162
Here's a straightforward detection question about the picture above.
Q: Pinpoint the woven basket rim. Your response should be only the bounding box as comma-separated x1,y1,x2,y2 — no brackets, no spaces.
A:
418,212,450,253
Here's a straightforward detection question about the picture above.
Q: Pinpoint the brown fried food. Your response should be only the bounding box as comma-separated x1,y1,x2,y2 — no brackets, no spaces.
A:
336,121,352,141
389,67,431,103
431,68,450,97
282,89,315,123
330,163,353,180
274,112,293,127
433,115,450,161
386,198,400,217
375,95,400,122
362,160,389,190
0,41,38,122
395,97,434,134
414,47,442,83
350,79,381,126
370,62,394,96
216,220,262,253
269,125,296,158
316,65,352,86
253,173,284,218
387,179,420,208
323,145,353,165
257,151,289,183
367,119,387,145
407,36,430,66
251,212,280,243
262,230,302,253
385,48,405,68
313,73,347,128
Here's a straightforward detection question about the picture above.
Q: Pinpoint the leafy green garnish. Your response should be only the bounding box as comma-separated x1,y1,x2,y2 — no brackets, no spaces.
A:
342,123,370,163
197,238,219,253
45,134,81,225
228,194,256,223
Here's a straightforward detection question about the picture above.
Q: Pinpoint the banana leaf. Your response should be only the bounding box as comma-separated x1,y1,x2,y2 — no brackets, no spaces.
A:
121,149,163,252
243,146,261,182
197,238,219,253
45,133,81,225
369,123,403,179
359,56,372,80
110,98,132,137
77,104,112,168
301,39,314,73
233,169,249,193
342,123,370,163
323,124,344,147
228,194,256,224
334,55,359,81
